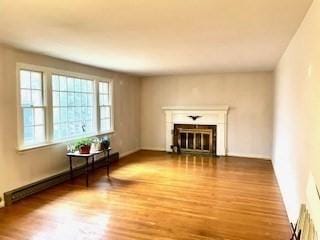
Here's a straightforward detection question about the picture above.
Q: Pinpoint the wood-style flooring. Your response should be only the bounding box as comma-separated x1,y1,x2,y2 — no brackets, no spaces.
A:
0,151,290,240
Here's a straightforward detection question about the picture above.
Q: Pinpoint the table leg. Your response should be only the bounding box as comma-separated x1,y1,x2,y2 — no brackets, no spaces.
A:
107,150,110,177
92,155,95,172
69,156,73,181
86,157,89,187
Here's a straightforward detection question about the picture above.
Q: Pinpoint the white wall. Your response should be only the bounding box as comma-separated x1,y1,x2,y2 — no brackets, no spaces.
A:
0,45,141,205
141,72,274,159
273,0,320,222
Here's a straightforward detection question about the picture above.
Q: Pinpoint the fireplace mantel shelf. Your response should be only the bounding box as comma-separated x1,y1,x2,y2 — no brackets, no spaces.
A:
162,105,229,112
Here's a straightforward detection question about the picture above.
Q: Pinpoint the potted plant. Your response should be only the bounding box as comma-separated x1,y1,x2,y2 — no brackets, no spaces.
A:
74,138,93,154
101,136,110,150
91,137,102,152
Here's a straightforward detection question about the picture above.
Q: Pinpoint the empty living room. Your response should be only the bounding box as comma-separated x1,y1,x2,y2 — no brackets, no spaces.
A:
0,0,320,239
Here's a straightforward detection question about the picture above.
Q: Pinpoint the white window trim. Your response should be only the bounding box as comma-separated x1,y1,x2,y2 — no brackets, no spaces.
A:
16,63,115,151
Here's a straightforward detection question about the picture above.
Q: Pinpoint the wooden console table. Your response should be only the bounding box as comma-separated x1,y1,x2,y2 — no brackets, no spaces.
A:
67,147,111,187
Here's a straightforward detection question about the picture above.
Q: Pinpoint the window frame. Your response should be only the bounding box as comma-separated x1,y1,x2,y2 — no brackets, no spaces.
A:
51,74,97,141
17,65,50,149
16,63,114,151
98,81,113,133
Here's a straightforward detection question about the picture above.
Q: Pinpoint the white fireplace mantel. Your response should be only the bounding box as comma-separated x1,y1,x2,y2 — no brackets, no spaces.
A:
162,106,229,156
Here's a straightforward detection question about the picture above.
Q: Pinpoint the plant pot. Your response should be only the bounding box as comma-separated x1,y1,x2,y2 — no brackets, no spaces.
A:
79,145,91,154
95,142,102,151
90,142,101,152
101,139,110,150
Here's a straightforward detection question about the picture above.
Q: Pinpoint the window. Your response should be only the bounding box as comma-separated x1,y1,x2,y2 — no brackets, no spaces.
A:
52,75,95,140
99,82,111,132
18,65,113,150
19,70,46,146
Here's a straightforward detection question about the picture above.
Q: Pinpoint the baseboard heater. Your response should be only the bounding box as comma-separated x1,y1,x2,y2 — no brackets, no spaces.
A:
4,152,119,206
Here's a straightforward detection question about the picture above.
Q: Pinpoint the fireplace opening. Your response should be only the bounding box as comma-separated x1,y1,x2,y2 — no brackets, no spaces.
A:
173,124,217,155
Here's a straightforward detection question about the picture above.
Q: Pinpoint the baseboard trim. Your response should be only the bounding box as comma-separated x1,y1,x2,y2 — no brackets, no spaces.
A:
227,153,271,160
141,147,166,152
4,152,119,206
140,148,271,160
120,148,141,158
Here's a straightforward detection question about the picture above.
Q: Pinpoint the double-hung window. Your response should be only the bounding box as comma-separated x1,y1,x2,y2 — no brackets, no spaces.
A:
19,70,46,146
17,64,113,150
99,82,112,132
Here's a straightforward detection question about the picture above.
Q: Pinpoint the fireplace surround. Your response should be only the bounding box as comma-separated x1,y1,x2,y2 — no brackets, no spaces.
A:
173,124,217,154
162,106,229,156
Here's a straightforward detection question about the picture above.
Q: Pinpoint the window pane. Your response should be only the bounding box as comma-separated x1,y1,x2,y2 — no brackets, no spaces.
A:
100,119,106,131
31,72,42,89
74,78,81,92
53,124,61,139
52,75,60,90
53,107,60,123
74,122,82,134
87,81,93,92
20,70,31,89
32,90,43,106
85,120,93,132
68,92,75,106
104,95,109,105
60,76,67,91
60,123,68,138
86,107,92,120
99,94,108,106
68,122,76,136
87,94,93,106
100,106,107,119
23,108,33,126
60,108,68,123
52,91,60,106
75,93,81,106
100,106,110,119
100,119,110,132
81,80,88,92
74,107,81,119
99,95,104,106
99,82,108,94
34,108,44,125
98,82,103,93
67,77,74,91
68,107,75,121
105,106,110,118
21,89,31,105
34,125,45,142
24,126,34,143
81,93,88,106
81,107,87,119
60,92,68,106
106,118,111,130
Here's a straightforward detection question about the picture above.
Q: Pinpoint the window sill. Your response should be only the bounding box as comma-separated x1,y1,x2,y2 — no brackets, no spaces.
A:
16,131,114,153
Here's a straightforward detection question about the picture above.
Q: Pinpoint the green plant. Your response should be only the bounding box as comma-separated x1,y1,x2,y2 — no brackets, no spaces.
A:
73,138,94,151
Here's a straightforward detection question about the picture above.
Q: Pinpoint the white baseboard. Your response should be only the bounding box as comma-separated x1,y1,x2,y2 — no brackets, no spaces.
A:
121,148,271,160
119,148,141,158
140,147,166,152
227,152,271,160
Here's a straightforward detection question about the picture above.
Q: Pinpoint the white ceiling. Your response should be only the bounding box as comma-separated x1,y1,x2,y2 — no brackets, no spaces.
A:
0,0,313,76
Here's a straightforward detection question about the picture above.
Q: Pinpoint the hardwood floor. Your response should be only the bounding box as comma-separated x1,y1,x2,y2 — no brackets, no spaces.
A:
0,151,290,240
